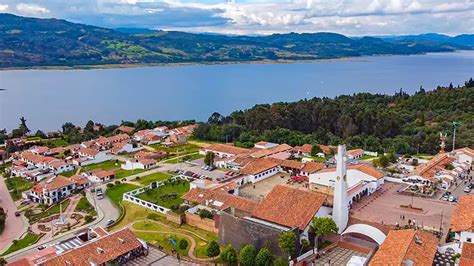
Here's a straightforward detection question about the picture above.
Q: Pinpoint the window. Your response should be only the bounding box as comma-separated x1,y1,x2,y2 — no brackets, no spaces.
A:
467,238,472,243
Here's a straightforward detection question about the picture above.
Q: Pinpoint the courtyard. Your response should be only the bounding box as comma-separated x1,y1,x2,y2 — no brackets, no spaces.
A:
239,172,306,201
350,182,455,235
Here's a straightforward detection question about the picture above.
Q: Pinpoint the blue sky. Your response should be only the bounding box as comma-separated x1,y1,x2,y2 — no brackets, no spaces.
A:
0,1,473,35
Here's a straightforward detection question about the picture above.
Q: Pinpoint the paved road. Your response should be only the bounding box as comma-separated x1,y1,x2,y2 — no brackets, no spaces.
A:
0,175,27,252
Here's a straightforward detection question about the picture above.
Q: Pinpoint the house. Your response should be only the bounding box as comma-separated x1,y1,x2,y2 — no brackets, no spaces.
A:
239,158,279,183
309,163,385,206
249,144,293,159
141,134,162,145
347,149,365,160
450,194,474,248
199,144,251,158
8,228,148,266
121,159,157,170
454,147,474,166
29,146,50,155
167,133,187,145
110,141,142,154
70,175,91,189
134,151,167,160
254,141,279,150
319,145,337,156
48,160,76,174
116,125,135,135
25,175,76,205
291,144,313,158
74,148,111,166
369,229,438,265
133,129,167,143
89,170,116,183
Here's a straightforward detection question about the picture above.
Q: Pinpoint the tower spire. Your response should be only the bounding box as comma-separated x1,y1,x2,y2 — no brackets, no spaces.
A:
333,144,349,233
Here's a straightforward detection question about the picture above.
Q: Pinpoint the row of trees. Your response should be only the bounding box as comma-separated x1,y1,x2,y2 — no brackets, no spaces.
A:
194,82,474,154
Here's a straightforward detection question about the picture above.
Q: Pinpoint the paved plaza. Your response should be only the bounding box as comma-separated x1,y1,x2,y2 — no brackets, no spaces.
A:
351,182,455,233
239,173,305,201
314,247,368,266
126,246,201,266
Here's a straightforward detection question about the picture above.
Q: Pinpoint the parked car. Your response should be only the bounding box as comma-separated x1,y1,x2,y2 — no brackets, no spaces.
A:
15,211,21,217
106,219,115,227
37,245,46,250
442,194,450,201
448,195,457,202
96,188,104,199
464,186,472,193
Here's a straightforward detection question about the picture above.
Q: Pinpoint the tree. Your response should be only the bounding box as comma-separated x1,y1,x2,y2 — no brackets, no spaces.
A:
274,257,289,266
239,244,256,266
311,217,338,245
0,207,6,234
255,247,273,266
208,112,225,125
35,130,47,139
0,129,7,145
204,152,215,166
278,231,296,258
311,144,322,157
84,120,95,133
220,244,238,265
374,154,389,168
199,209,213,219
62,122,76,135
179,239,188,250
206,240,220,257
18,116,30,136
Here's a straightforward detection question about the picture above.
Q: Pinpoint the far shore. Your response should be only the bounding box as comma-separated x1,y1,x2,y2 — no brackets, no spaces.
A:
0,55,396,71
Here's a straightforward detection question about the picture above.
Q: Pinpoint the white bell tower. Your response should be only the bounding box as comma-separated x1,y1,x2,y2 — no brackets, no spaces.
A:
333,144,349,233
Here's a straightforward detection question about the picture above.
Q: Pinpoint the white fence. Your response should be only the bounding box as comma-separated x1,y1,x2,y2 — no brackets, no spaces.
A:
122,175,192,214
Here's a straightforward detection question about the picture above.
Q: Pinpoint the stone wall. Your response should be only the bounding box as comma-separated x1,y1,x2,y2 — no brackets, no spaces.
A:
166,212,184,225
185,212,218,233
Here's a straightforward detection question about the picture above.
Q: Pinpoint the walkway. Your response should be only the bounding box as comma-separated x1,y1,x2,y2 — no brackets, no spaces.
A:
128,220,218,263
0,175,27,251
126,245,201,266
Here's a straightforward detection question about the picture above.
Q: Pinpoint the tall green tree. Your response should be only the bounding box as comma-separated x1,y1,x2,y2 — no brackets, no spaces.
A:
255,247,273,266
206,240,220,257
239,244,256,266
311,144,322,156
220,244,238,265
278,231,296,259
18,116,30,136
311,217,338,245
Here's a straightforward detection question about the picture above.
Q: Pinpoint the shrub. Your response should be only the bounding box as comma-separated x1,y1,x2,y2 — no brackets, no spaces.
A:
274,257,289,266
84,215,94,223
255,247,273,266
135,176,140,180
114,180,121,185
206,240,220,257
106,183,114,188
179,239,189,250
199,209,213,219
239,244,256,266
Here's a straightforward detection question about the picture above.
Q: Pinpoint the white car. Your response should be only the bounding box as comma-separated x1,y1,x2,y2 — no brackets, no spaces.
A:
448,196,457,202
464,186,472,193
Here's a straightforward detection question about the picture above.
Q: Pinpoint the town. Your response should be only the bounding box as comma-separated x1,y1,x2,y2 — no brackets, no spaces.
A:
0,119,472,266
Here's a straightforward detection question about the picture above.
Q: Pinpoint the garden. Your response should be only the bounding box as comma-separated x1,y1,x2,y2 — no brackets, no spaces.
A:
5,176,34,201
137,179,190,209
135,172,173,186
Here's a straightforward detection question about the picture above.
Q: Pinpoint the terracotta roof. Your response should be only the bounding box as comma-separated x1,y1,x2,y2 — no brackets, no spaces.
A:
108,134,130,143
241,158,278,175
204,144,251,156
49,147,65,154
369,229,437,266
347,149,365,157
292,144,313,154
455,147,474,158
20,152,55,164
460,242,474,266
94,170,115,178
414,153,455,180
250,144,293,158
252,185,327,230
301,162,325,174
42,228,142,266
255,141,270,146
268,158,303,169
182,188,258,212
138,158,156,165
78,148,99,156
450,194,474,232
48,160,68,168
316,164,384,180
117,125,135,134
33,176,74,193
319,145,337,154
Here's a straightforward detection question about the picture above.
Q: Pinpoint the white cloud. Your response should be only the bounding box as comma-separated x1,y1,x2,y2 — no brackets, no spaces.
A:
16,3,49,15
0,4,9,11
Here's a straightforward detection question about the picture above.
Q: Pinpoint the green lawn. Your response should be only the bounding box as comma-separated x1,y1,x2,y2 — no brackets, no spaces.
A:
75,196,97,216
149,143,200,155
303,156,327,162
39,138,68,148
115,168,149,179
61,169,76,177
137,180,189,208
80,160,121,172
136,172,173,186
5,176,34,201
28,199,70,223
1,233,42,256
359,154,377,160
165,153,204,164
105,183,141,206
133,232,190,257
0,162,12,174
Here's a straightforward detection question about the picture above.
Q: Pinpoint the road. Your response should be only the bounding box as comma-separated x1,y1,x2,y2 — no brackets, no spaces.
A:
0,175,27,252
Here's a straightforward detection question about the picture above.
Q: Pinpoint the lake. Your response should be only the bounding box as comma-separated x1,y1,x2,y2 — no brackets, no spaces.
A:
1,50,473,131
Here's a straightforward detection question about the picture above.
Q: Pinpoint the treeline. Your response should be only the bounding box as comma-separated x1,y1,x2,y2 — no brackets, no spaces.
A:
193,79,474,154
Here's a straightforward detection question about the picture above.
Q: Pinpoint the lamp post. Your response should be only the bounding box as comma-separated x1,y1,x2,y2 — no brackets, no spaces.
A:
452,121,460,151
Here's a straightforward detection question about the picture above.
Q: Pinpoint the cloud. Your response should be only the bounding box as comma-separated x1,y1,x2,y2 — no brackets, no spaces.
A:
0,4,9,11
15,3,49,15
1,0,473,35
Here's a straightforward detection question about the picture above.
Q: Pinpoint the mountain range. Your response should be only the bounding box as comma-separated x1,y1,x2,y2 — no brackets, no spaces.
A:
0,13,473,69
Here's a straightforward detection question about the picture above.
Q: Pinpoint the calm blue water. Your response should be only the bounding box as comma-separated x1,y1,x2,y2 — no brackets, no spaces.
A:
1,51,473,131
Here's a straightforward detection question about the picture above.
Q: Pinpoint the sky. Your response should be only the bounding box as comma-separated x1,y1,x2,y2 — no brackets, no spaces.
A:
0,0,473,36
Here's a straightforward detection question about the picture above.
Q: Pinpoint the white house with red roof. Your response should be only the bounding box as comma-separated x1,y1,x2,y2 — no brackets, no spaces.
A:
74,148,111,166
121,158,157,170
25,175,76,205
454,147,474,165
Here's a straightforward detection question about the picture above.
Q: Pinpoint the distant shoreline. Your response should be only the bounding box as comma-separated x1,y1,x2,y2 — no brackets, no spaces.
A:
2,50,467,71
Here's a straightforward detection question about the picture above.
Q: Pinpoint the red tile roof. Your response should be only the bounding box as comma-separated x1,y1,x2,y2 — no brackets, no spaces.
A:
250,144,293,158
182,188,258,212
316,164,384,180
252,185,327,230
240,158,278,175
33,175,74,193
42,228,142,266
70,175,90,186
117,126,135,134
292,144,313,154
301,161,325,174
204,144,251,156
347,149,365,157
414,153,455,180
78,148,99,156
460,242,474,266
369,229,438,266
94,170,115,179
450,194,474,232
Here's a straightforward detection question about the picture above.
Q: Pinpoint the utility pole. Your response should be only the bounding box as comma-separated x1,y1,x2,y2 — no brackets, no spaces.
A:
452,121,460,151
440,210,443,232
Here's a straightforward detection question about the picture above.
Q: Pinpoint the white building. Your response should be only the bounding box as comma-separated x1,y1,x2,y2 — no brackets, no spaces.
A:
238,158,280,184
25,175,76,205
454,147,474,166
450,194,474,249
74,148,111,166
254,141,279,150
199,144,251,158
121,159,157,170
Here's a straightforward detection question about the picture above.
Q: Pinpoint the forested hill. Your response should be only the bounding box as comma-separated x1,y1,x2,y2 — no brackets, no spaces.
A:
0,13,472,68
193,79,474,155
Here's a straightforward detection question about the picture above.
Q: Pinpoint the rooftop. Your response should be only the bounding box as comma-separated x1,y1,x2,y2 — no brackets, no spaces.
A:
240,158,278,175
182,188,258,213
450,194,474,232
204,143,251,156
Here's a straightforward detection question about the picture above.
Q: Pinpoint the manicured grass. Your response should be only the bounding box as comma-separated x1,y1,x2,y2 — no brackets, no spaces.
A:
115,168,149,179
411,153,435,159
28,199,70,223
81,160,121,172
61,169,76,177
137,180,190,208
39,138,68,148
5,176,34,201
149,143,200,155
136,172,173,186
303,156,327,162
105,183,141,206
25,136,41,141
133,232,190,257
0,162,12,174
165,153,204,164
75,196,97,216
359,154,377,160
111,202,150,230
1,233,42,256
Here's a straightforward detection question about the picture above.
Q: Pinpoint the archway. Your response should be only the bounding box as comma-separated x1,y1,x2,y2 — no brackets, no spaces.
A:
341,224,387,245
